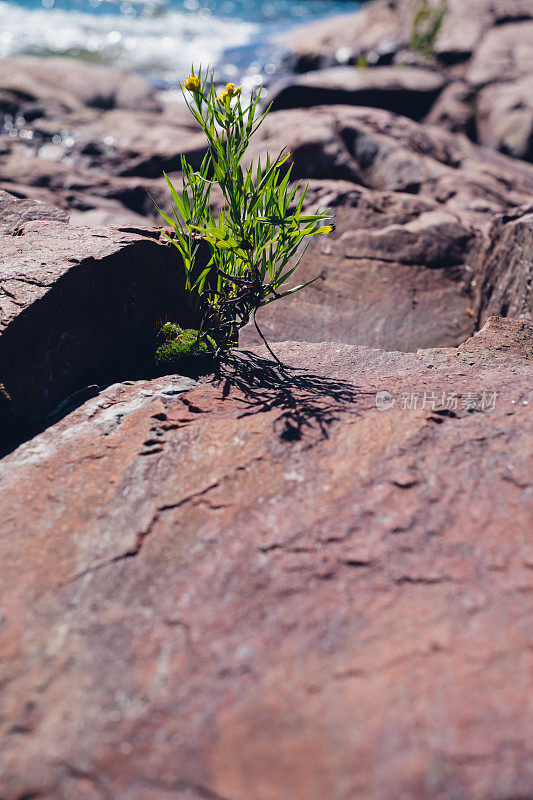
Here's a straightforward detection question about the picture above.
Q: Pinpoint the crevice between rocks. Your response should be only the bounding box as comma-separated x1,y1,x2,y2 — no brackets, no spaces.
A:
0,230,205,455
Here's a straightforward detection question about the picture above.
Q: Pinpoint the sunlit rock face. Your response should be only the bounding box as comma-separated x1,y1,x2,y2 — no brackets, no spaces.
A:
0,318,532,800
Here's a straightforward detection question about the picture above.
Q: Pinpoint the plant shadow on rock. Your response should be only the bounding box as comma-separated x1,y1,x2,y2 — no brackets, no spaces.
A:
216,349,369,442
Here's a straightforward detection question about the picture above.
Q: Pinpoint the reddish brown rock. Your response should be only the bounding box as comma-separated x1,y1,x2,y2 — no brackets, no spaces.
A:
3,104,533,365
284,0,533,73
467,21,533,87
0,318,531,800
5,102,531,366
424,80,476,138
28,104,206,178
0,55,162,116
249,106,533,214
471,204,533,327
280,0,533,161
282,0,405,72
268,65,447,121
0,139,176,225
0,189,68,233
0,220,190,433
432,0,533,63
241,183,477,351
241,107,533,350
476,76,533,161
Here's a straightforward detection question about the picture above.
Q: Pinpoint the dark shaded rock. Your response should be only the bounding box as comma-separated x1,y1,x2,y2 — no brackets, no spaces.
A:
0,221,192,435
472,204,533,327
0,318,531,800
268,66,447,121
425,80,476,138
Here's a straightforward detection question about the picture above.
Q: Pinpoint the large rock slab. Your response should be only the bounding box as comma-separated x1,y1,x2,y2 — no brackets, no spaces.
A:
241,107,533,349
467,22,533,87
268,66,446,121
0,317,531,800
249,106,533,216
242,180,477,351
0,220,189,436
0,55,162,116
282,0,405,72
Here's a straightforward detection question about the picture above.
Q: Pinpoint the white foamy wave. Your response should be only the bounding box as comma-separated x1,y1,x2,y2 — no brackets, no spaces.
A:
0,1,257,81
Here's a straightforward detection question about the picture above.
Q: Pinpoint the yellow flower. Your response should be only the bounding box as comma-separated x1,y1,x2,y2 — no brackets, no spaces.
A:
223,83,242,100
183,74,201,92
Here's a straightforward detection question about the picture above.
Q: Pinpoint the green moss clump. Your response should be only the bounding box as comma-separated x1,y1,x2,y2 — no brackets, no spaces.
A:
155,323,216,373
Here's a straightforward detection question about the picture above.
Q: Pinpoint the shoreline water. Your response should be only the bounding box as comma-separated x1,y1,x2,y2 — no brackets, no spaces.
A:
0,0,364,89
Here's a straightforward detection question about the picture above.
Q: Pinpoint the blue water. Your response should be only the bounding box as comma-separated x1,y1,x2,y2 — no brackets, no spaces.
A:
0,0,363,87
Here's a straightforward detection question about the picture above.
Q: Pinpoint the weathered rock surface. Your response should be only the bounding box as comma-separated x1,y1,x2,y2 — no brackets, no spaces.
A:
280,0,533,161
472,204,533,327
0,317,531,800
424,80,476,138
0,139,171,226
467,22,533,87
282,0,405,72
249,106,533,215
0,56,162,116
3,102,532,374
241,107,533,349
268,65,447,121
431,0,533,63
0,189,68,233
242,179,478,351
476,76,533,162
0,220,190,434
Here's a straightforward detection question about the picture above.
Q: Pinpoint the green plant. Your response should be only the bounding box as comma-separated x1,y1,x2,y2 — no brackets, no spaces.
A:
154,69,333,360
410,0,446,58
